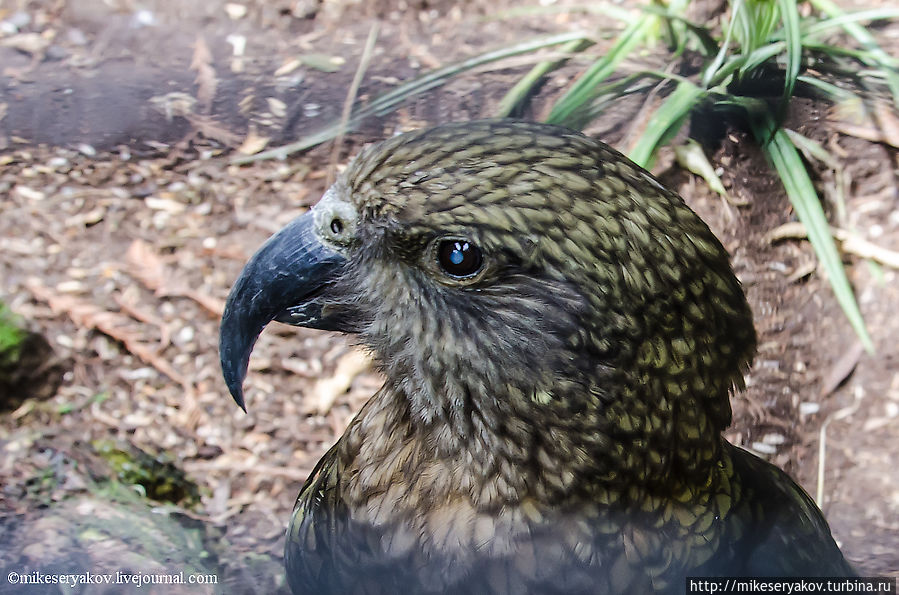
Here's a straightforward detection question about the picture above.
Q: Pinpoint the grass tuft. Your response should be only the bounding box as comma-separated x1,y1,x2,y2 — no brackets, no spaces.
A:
242,2,899,347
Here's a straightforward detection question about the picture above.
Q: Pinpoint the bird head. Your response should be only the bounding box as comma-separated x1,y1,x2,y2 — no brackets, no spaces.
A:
220,120,756,482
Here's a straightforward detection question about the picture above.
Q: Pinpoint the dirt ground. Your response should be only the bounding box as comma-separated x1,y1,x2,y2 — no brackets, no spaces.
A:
1,0,897,590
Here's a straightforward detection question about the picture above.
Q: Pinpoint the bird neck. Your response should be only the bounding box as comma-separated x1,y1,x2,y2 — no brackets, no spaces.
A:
342,368,725,510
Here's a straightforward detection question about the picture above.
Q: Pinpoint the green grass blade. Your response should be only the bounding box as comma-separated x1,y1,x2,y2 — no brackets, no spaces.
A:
233,31,591,163
555,73,658,126
731,0,752,53
748,108,873,351
658,0,691,53
495,37,594,118
785,128,848,224
364,31,592,117
628,80,706,167
797,74,859,103
802,8,899,40
802,41,897,67
546,16,658,126
705,54,748,88
638,4,720,56
736,0,781,53
0,303,25,357
776,0,801,114
702,0,741,88
739,41,786,77
485,3,637,24
785,129,838,166
808,0,899,106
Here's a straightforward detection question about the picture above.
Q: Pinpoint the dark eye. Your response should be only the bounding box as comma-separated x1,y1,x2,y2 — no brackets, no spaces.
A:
437,239,483,279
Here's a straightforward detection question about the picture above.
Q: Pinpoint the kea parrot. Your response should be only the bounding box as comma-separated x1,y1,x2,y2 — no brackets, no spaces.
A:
220,120,854,594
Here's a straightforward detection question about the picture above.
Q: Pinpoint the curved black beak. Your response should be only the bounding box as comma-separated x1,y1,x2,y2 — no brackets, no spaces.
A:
219,211,347,411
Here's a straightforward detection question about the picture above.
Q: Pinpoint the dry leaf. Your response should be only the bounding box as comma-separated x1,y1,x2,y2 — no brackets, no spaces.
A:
298,53,344,73
274,58,302,77
190,36,218,114
0,32,50,56
149,92,196,120
181,291,225,318
186,458,311,481
838,232,899,270
114,291,171,349
25,278,188,388
126,239,167,292
145,197,186,213
830,99,899,149
238,93,255,114
765,222,899,270
185,114,241,147
25,277,204,429
819,341,864,399
861,416,893,432
237,127,271,155
307,349,372,414
873,101,899,148
125,239,225,316
267,97,287,119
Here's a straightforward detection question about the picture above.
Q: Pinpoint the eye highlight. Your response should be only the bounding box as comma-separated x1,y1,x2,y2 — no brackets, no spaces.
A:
436,239,483,279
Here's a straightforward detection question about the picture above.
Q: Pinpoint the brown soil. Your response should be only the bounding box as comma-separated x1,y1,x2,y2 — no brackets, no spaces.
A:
1,0,897,588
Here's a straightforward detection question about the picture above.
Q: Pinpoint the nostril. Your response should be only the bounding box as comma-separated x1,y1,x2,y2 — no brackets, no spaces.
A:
330,218,343,234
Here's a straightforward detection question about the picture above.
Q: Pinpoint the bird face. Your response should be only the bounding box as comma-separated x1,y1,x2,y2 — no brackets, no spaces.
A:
221,120,755,467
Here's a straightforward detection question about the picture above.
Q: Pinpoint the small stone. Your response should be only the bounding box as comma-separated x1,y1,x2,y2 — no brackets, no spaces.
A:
761,433,786,446
799,402,820,416
14,185,45,201
45,45,68,61
225,3,248,19
175,325,195,345
67,28,88,46
751,442,777,455
132,9,156,28
8,12,32,29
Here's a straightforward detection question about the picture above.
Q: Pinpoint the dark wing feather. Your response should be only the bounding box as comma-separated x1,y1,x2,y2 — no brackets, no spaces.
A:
704,445,856,577
285,443,348,594
286,442,417,594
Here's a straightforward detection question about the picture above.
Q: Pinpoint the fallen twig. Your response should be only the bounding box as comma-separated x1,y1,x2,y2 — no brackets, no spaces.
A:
125,239,226,316
328,21,380,186
765,221,899,269
25,278,202,428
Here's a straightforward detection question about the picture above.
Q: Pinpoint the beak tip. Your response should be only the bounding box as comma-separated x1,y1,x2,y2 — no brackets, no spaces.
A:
220,331,251,413
230,384,247,413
